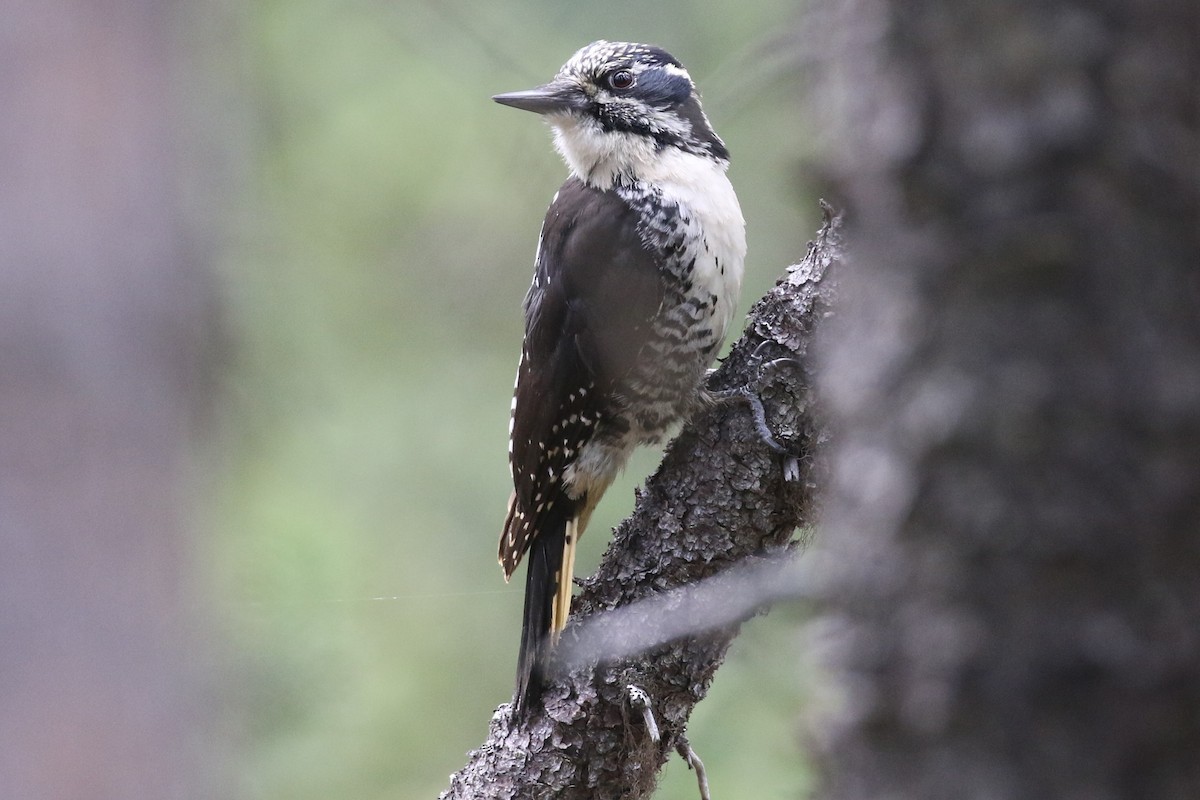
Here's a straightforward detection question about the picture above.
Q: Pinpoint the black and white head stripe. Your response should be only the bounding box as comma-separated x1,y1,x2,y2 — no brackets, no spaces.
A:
558,40,729,161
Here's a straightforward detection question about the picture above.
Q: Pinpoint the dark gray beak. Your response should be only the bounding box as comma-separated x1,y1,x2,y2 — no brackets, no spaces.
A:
493,80,586,115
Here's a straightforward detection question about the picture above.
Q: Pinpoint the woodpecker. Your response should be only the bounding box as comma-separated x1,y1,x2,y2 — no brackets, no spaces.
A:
493,40,746,715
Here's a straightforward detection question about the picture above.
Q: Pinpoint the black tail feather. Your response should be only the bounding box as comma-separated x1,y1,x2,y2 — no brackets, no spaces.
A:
514,520,565,717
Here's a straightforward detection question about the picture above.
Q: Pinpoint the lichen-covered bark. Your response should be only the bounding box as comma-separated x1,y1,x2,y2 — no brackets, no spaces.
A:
441,206,842,799
806,0,1200,797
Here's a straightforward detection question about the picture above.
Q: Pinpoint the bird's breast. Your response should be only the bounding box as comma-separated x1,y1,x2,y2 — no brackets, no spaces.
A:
596,160,746,443
624,155,746,347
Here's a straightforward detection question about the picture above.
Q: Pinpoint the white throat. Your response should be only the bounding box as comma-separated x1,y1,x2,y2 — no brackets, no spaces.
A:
550,115,715,190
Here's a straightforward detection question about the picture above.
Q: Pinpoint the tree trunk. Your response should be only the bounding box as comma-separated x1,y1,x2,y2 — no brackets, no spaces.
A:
806,0,1200,797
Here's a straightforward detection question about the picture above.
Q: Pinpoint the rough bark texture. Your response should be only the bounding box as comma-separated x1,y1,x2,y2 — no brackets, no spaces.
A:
0,2,217,798
806,0,1200,798
441,207,842,799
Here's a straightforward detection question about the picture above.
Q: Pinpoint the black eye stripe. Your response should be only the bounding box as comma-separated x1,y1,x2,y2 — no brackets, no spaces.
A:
630,69,691,106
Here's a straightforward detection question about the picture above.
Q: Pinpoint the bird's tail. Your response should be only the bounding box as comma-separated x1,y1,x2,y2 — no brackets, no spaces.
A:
514,516,566,716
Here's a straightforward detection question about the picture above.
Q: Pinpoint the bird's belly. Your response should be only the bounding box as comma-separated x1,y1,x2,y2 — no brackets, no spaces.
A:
561,346,706,503
562,242,733,502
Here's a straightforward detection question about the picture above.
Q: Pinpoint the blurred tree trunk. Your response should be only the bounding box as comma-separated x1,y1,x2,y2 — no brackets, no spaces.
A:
0,2,217,798
807,0,1200,797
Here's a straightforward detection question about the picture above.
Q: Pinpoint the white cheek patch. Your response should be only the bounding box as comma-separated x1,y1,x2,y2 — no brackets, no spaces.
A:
642,105,692,140
599,95,693,143
659,63,691,82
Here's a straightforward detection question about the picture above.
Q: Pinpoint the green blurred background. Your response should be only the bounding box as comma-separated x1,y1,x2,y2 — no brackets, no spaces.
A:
202,0,816,796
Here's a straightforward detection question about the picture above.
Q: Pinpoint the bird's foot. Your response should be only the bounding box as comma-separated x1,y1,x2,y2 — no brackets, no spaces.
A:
703,349,806,480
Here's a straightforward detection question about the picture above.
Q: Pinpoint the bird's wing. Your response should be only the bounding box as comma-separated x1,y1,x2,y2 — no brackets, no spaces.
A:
499,177,664,577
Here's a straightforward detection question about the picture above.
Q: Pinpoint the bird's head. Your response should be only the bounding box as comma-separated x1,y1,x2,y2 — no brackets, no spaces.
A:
494,41,729,187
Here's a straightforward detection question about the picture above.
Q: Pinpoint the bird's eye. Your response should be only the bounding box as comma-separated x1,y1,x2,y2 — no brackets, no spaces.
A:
607,70,635,90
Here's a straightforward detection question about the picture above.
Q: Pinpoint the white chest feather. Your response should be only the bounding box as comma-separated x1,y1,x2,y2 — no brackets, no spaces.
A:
551,115,747,340
649,152,746,342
